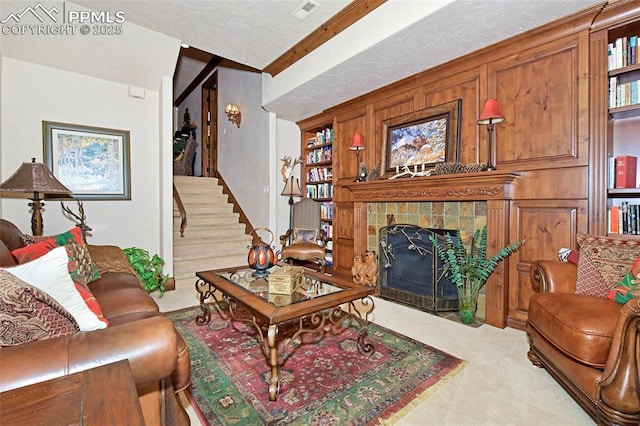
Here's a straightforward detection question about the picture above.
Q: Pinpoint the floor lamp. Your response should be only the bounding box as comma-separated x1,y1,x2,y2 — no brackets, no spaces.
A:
0,158,72,235
281,176,303,241
478,99,505,171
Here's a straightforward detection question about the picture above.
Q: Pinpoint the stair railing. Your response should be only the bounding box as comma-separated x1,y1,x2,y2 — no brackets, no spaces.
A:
173,183,187,237
214,172,254,236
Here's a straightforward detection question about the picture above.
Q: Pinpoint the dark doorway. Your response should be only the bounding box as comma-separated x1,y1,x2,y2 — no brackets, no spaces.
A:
201,71,218,177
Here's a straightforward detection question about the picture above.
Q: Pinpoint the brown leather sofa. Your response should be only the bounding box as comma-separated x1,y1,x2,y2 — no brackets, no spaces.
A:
0,219,191,425
527,259,640,425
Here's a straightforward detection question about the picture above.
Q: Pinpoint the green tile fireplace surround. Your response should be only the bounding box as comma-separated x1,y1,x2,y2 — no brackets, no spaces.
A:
367,201,488,319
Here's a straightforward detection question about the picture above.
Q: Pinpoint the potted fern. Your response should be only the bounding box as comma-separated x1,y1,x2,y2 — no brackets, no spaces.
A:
429,226,524,324
123,247,168,297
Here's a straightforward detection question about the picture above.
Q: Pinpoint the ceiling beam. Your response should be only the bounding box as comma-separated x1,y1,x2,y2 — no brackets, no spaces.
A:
263,0,387,77
174,55,223,107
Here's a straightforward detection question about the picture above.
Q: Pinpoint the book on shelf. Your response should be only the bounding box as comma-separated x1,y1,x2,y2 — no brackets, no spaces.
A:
611,202,640,235
307,166,332,182
306,127,334,147
306,146,332,164
609,35,640,71
320,202,333,220
615,155,637,189
321,223,333,239
608,157,617,189
610,205,620,234
608,78,640,108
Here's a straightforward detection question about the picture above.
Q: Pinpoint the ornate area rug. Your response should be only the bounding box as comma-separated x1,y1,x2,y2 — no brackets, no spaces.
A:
168,305,465,425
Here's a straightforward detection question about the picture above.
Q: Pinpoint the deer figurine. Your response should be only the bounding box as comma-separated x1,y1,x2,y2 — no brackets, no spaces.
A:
61,200,92,242
280,155,305,183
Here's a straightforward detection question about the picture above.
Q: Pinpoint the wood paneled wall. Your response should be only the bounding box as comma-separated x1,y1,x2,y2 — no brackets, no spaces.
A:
298,3,606,329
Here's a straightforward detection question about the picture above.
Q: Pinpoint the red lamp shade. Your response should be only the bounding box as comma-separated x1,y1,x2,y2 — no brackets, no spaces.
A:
349,133,365,150
478,99,505,124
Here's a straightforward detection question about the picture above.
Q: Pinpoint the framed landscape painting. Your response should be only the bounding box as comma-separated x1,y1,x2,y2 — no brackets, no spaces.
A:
381,99,461,178
43,121,131,200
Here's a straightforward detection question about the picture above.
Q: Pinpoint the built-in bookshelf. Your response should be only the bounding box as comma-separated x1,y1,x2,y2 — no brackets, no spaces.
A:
302,125,334,269
606,19,640,236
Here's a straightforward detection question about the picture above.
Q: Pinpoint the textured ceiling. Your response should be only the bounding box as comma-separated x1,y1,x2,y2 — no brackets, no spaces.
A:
4,0,606,122
108,0,604,122
74,0,353,70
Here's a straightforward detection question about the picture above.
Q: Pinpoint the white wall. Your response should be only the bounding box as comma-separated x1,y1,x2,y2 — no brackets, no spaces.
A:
274,118,302,252
0,57,166,258
217,67,270,229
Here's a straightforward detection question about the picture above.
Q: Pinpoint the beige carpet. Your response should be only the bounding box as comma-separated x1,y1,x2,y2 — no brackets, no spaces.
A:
155,286,594,426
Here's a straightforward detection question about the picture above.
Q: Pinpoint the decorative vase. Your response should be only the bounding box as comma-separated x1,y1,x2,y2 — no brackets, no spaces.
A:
247,227,276,278
458,284,481,325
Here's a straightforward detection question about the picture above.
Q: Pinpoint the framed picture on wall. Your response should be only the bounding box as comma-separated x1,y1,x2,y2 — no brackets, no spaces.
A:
381,99,461,178
43,121,131,200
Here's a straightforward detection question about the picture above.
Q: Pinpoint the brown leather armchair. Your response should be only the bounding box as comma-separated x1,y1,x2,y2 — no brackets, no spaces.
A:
279,198,327,273
527,259,640,425
0,219,190,425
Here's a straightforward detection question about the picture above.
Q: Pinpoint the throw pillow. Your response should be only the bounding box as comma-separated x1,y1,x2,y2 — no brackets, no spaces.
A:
576,252,610,297
293,228,318,243
607,255,640,304
0,269,79,346
558,247,579,265
72,282,108,328
12,226,100,286
575,234,640,298
2,247,107,331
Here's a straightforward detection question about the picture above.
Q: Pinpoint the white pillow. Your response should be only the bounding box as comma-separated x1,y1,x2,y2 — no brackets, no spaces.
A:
2,246,106,331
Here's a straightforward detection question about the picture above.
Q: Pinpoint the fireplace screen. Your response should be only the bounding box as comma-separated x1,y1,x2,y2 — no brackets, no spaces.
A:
379,225,459,312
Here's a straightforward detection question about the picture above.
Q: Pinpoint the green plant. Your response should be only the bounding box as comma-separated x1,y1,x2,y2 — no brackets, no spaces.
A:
123,247,168,297
429,226,524,305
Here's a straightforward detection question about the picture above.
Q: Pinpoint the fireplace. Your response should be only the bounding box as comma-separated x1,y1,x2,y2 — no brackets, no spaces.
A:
379,224,459,312
346,172,518,328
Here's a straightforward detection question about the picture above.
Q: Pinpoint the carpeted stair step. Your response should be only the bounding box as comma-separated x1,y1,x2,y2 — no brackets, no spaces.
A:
173,224,248,240
173,214,241,227
173,255,248,280
173,239,250,262
173,175,252,290
173,204,234,216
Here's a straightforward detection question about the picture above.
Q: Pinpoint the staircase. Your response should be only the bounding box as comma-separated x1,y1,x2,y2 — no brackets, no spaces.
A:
173,176,251,289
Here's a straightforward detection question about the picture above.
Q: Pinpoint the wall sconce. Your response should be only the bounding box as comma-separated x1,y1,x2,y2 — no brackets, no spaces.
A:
478,99,505,171
0,158,73,235
349,133,365,181
224,103,241,128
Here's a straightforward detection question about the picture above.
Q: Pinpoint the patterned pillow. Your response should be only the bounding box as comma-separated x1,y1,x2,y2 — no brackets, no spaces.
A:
575,234,640,298
12,227,100,286
3,247,107,331
0,270,79,346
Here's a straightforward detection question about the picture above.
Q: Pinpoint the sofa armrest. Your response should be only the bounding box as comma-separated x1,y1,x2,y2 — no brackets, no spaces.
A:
0,316,177,393
597,297,640,423
530,260,577,293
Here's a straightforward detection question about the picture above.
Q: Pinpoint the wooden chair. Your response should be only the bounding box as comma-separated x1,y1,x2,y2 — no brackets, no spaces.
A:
279,198,327,273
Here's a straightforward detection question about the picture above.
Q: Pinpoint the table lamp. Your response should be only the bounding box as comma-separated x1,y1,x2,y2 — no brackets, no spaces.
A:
281,175,303,235
349,133,365,181
478,99,505,171
0,158,73,235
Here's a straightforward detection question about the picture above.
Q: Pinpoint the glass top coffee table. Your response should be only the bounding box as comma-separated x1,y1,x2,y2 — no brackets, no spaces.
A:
195,265,376,401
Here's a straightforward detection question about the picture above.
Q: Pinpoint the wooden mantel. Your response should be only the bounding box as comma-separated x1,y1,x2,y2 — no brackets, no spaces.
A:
344,171,519,202
345,171,520,328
